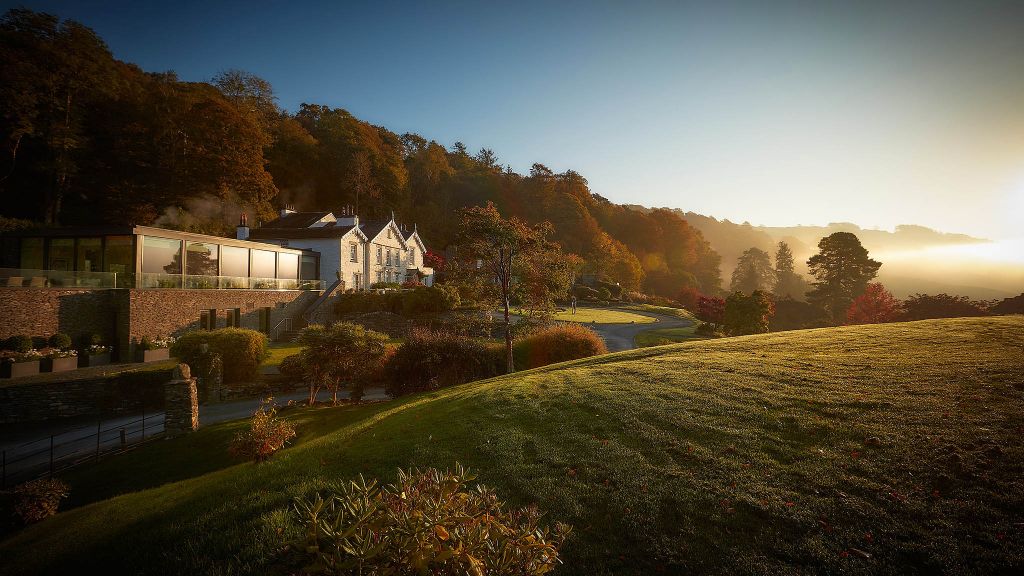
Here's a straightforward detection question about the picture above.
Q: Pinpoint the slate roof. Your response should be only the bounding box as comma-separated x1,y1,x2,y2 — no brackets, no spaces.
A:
249,225,360,240
259,211,333,229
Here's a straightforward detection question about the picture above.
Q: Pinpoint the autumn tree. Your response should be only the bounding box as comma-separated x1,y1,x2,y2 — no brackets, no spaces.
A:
806,232,882,324
773,241,805,299
845,283,902,324
730,247,775,295
697,295,726,326
455,203,571,373
723,290,775,336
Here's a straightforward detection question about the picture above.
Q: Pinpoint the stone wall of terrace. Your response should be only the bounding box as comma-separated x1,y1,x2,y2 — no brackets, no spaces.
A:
122,289,318,356
0,288,118,347
0,287,320,361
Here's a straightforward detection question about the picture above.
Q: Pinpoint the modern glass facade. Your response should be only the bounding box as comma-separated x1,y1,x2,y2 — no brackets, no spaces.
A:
0,226,321,290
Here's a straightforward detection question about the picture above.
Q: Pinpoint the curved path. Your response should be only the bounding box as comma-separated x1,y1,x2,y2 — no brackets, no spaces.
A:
577,308,694,352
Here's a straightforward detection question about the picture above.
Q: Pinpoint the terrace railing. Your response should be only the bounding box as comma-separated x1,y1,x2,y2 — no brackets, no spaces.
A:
0,267,128,289
1,268,324,291
140,273,324,291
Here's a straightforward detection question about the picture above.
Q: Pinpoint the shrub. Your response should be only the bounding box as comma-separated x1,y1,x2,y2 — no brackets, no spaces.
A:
295,323,390,404
48,333,72,350
770,298,830,331
695,322,723,337
171,328,269,384
723,290,775,336
385,329,502,396
291,464,570,575
597,287,612,301
573,285,600,300
278,353,305,382
991,293,1024,315
594,279,623,299
336,286,461,318
901,293,989,320
513,324,607,370
31,335,48,350
676,286,703,311
228,398,296,463
3,334,33,353
13,478,69,524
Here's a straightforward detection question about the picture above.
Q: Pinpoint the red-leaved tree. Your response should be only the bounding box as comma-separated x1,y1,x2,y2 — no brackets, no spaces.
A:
697,295,726,325
846,283,902,325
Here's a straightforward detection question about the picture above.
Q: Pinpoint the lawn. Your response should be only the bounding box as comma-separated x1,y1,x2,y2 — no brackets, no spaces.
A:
2,317,1023,575
260,342,303,368
634,325,705,347
549,306,656,324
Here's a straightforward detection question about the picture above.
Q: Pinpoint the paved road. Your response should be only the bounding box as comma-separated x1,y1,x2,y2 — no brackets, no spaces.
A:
582,309,694,352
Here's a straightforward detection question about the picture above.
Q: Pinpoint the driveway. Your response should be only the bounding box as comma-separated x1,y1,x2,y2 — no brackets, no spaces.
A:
582,309,694,352
0,387,389,484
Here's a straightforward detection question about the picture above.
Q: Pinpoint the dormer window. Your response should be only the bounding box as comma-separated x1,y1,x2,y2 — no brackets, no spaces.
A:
387,227,392,239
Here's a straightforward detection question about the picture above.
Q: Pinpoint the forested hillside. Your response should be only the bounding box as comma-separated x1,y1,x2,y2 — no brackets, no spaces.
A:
0,9,720,296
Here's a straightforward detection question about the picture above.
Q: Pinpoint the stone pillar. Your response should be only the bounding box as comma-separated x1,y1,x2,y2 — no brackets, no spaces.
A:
164,363,199,437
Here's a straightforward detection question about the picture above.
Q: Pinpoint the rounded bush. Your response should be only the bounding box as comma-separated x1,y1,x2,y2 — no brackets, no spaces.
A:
4,335,34,353
170,328,269,384
48,333,72,350
513,323,608,370
386,329,502,396
31,336,48,350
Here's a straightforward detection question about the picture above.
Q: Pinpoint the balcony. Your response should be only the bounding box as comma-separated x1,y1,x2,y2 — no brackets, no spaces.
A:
0,268,127,288
139,273,325,290
1,269,324,291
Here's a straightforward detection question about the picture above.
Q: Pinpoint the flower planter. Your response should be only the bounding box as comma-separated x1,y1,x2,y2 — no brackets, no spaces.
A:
42,356,79,373
137,348,170,363
1,360,41,379
80,352,112,368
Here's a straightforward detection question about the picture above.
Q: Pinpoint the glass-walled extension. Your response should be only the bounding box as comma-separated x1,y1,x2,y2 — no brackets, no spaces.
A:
0,226,322,290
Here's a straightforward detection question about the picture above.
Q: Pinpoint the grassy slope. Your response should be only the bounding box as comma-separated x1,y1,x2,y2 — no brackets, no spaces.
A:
3,317,1023,575
634,325,702,347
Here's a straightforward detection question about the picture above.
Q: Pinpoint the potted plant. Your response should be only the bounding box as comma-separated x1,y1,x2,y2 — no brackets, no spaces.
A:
80,335,113,367
1,350,43,378
42,348,78,373
136,335,175,362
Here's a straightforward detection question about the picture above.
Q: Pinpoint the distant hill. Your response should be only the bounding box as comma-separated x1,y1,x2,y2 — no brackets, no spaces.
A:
628,206,1020,299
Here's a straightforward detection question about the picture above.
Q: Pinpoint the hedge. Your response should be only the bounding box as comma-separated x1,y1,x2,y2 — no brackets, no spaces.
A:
170,328,269,384
513,324,607,369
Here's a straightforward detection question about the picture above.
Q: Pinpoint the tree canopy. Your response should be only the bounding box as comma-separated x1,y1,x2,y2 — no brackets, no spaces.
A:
806,232,882,323
0,8,722,300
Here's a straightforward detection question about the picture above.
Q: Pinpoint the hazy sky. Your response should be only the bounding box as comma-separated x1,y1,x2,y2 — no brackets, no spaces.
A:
10,0,1024,239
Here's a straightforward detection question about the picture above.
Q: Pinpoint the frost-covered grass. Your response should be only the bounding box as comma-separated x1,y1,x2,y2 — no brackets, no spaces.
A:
3,317,1022,575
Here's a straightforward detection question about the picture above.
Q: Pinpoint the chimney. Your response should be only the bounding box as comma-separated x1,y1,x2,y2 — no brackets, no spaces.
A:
336,205,359,227
236,213,250,240
280,204,296,218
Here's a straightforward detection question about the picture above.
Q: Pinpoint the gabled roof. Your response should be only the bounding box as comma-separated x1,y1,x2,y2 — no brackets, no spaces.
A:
404,228,426,252
360,219,408,248
260,211,334,229
249,224,366,241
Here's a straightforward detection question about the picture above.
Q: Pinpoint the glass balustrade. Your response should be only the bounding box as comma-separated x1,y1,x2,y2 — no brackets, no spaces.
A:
1,268,323,290
0,268,123,288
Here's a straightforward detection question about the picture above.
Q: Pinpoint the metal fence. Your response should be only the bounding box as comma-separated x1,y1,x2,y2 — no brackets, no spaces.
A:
1,410,166,488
